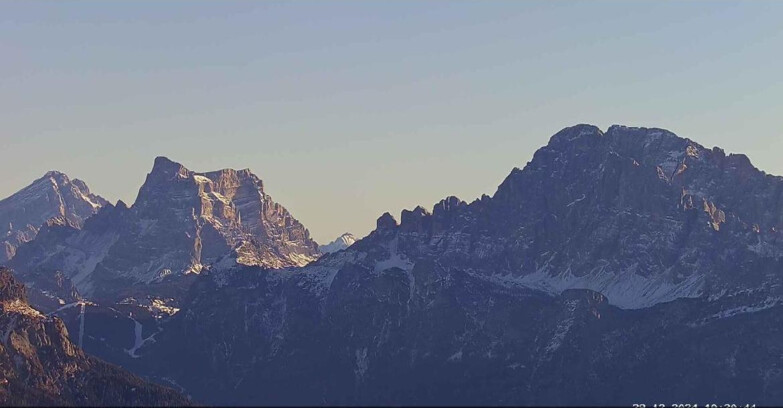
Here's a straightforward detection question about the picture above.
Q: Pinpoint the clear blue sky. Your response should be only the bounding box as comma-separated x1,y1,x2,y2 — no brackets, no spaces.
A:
2,1,782,243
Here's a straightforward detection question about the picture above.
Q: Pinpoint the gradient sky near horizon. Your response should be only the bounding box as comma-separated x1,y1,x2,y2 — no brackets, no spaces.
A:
2,1,782,243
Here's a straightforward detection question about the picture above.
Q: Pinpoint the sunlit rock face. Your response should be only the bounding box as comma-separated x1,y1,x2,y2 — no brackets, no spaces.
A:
9,156,320,304
0,171,107,263
141,125,783,405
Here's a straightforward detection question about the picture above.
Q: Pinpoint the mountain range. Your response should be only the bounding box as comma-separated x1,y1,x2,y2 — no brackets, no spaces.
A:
1,157,323,394
1,124,782,405
9,156,320,306
132,124,783,405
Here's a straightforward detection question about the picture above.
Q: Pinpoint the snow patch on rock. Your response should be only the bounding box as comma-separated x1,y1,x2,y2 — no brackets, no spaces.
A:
489,264,704,309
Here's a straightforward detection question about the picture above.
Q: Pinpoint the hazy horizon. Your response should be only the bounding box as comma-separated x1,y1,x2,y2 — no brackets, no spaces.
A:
3,1,782,243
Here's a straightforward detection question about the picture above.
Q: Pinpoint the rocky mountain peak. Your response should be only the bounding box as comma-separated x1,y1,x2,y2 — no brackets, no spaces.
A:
547,123,603,147
150,155,189,176
41,170,70,184
433,196,467,214
347,124,783,310
376,212,398,231
400,206,432,233
606,123,679,138
70,177,90,190
319,232,358,254
0,172,107,263
10,157,320,303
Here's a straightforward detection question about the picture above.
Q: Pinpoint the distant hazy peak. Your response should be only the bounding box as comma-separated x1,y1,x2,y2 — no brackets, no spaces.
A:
0,172,107,262
319,232,357,254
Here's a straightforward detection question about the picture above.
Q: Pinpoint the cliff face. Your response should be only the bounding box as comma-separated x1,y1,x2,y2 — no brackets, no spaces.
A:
0,267,190,406
133,157,319,270
10,157,319,304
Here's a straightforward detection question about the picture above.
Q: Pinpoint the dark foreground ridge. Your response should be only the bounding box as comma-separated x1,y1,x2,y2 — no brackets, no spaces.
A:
0,267,190,406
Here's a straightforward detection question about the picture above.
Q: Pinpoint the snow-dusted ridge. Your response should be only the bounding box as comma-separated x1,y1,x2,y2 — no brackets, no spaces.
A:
267,124,783,312
476,267,704,310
